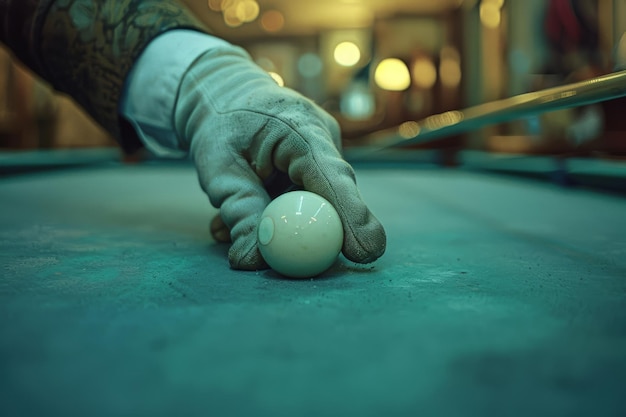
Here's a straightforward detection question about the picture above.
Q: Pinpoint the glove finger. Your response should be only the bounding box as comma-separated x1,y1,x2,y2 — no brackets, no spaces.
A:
274,135,386,264
193,146,270,271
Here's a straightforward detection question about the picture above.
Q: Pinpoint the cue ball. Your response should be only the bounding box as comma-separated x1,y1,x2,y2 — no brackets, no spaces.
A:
258,191,343,278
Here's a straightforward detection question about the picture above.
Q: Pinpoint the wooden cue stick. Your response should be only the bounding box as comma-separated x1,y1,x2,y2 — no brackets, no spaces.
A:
351,70,626,155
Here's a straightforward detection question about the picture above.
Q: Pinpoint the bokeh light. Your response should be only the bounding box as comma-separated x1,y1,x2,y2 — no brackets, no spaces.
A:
340,83,375,120
480,0,503,29
298,53,323,78
508,49,531,75
439,46,462,88
223,6,243,27
398,121,421,138
439,59,462,88
374,58,411,91
261,10,285,32
333,42,361,67
208,0,261,27
423,111,463,130
412,57,437,89
236,0,260,22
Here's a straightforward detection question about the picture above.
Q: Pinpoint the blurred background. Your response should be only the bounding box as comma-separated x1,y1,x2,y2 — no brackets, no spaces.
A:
1,0,626,159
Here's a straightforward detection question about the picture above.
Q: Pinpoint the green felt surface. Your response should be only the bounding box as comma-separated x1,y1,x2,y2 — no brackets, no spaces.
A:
1,162,625,417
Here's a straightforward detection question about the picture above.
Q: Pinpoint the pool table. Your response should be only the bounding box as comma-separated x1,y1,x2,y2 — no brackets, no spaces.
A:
1,149,625,417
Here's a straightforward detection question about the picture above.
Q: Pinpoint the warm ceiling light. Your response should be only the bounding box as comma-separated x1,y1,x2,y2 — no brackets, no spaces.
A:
236,0,259,22
223,5,243,27
261,10,285,32
334,42,361,67
215,0,260,27
412,57,437,89
374,58,411,91
440,59,462,88
480,1,502,28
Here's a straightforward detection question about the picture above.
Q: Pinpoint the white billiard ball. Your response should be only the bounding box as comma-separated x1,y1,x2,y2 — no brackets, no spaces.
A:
258,191,344,278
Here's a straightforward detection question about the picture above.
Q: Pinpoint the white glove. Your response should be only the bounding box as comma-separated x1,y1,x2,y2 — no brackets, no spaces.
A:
174,44,386,270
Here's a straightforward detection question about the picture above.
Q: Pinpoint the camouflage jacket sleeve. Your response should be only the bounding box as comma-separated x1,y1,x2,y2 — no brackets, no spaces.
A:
0,0,209,153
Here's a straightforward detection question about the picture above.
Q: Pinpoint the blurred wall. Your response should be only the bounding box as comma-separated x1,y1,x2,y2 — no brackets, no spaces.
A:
0,44,116,150
1,1,625,155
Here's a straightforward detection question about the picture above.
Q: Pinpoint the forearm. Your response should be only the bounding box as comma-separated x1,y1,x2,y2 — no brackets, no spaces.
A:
0,0,209,152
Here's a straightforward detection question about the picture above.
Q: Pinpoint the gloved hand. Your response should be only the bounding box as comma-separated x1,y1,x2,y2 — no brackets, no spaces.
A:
174,44,386,270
